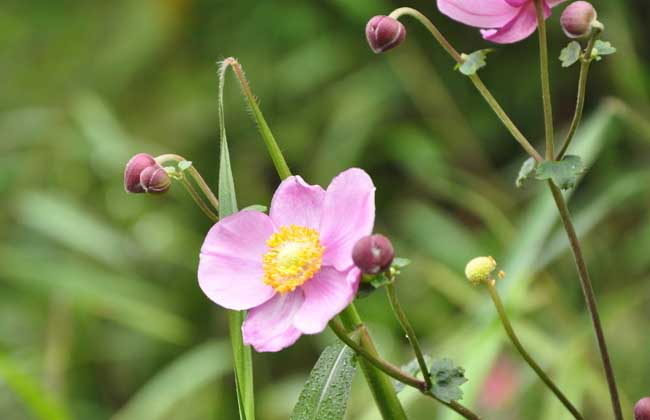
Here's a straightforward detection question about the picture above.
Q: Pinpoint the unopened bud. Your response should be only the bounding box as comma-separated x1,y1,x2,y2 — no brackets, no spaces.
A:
561,1,599,39
635,397,650,420
365,15,406,54
465,256,497,285
352,234,395,274
139,165,171,194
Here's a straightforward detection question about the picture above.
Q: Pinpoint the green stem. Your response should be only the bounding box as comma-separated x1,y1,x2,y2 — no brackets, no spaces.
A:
486,281,584,420
155,153,220,212
556,31,601,160
534,0,555,159
547,183,623,420
180,178,219,222
338,305,409,420
221,58,292,180
385,282,432,390
388,7,543,162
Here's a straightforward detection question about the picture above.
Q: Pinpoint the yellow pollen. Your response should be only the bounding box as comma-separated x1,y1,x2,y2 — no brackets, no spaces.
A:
262,225,325,294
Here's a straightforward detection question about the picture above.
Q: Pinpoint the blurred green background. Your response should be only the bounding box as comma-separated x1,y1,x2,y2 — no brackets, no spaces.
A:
2,0,650,419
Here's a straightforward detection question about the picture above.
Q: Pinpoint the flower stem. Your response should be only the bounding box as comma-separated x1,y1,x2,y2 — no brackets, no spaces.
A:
155,153,220,212
220,58,292,180
330,318,482,420
388,7,543,162
556,30,601,160
385,282,432,390
534,0,555,159
547,183,623,420
180,177,219,222
485,281,584,420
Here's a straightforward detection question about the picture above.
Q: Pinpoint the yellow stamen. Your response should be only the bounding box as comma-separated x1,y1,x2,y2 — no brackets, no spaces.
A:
262,225,325,293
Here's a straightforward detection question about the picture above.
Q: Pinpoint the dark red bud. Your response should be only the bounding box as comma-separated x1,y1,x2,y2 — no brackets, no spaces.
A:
635,397,650,420
352,234,395,274
139,165,171,194
365,15,406,54
561,1,598,38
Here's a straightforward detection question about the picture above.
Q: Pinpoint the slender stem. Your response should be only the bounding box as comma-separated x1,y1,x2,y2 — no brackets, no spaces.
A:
220,58,292,180
155,153,220,211
330,318,482,420
180,178,219,222
388,7,543,162
486,281,584,420
534,0,555,159
556,31,601,160
385,282,433,390
547,183,623,420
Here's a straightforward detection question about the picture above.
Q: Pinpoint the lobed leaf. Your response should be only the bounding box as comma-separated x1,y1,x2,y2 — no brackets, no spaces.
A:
560,41,582,68
429,358,468,403
535,155,586,190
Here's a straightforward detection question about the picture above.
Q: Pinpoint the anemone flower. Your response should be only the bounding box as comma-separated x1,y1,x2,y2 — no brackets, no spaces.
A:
198,168,375,352
437,0,566,44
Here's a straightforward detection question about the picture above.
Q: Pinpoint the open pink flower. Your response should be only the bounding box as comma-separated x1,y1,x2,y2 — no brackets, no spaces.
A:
198,168,375,352
437,0,566,44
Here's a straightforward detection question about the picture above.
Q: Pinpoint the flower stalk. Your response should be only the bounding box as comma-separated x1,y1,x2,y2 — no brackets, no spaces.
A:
534,0,556,159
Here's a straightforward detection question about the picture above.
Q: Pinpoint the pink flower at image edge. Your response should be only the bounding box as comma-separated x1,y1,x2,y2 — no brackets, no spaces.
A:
437,0,566,44
198,168,375,352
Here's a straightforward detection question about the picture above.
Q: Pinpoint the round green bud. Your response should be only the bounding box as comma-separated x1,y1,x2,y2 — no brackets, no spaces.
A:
465,256,497,285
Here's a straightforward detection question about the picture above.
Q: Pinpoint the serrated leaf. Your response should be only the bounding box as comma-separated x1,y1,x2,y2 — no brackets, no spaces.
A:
456,49,492,76
535,155,585,190
393,355,433,393
290,342,357,420
178,160,192,171
516,157,537,188
241,204,268,213
559,41,582,68
429,358,467,403
592,40,616,60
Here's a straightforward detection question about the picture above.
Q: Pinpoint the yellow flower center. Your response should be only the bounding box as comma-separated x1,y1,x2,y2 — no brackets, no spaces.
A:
262,225,325,294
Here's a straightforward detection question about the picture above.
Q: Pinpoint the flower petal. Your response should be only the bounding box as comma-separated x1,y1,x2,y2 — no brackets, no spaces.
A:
293,267,360,334
242,291,305,352
481,2,550,44
319,168,375,271
437,0,520,28
198,211,276,310
269,175,325,229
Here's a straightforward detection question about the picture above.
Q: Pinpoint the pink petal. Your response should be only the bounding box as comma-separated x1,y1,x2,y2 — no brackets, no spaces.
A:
319,168,375,271
269,175,325,229
198,211,276,310
505,0,528,7
481,2,550,44
293,267,360,334
437,0,520,28
242,291,305,352
546,0,567,6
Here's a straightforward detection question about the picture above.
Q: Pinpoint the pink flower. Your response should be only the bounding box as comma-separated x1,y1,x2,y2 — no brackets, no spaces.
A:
198,168,375,352
437,0,566,44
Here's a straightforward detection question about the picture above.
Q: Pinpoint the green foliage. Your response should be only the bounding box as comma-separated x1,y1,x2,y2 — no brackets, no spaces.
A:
560,41,582,68
591,40,617,60
516,157,538,187
290,343,357,420
535,155,585,190
456,50,492,75
428,358,468,403
394,355,433,394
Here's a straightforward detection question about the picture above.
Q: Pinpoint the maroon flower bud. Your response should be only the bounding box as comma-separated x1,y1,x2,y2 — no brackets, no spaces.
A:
139,165,171,194
124,153,157,193
561,1,598,39
352,234,395,274
365,15,406,54
635,397,650,420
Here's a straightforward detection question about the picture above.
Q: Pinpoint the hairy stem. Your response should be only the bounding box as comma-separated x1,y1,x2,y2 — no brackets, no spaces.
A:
548,184,623,420
385,282,432,390
180,178,219,222
534,0,555,159
388,7,543,162
486,282,584,420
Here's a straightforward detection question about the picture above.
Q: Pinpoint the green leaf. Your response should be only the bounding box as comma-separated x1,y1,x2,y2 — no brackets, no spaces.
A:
456,50,492,76
368,273,392,289
392,257,411,269
178,160,192,171
559,41,582,68
218,60,255,420
394,355,433,393
429,358,468,403
591,40,617,60
535,155,586,190
516,157,538,188
241,204,268,213
290,342,357,420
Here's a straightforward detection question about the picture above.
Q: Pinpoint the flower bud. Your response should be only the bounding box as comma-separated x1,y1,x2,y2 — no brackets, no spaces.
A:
124,153,157,193
139,164,171,194
352,234,395,274
465,256,497,285
635,397,650,420
560,1,598,39
365,15,406,54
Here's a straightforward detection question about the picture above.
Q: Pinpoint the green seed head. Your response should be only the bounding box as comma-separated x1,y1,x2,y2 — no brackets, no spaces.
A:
465,256,497,285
